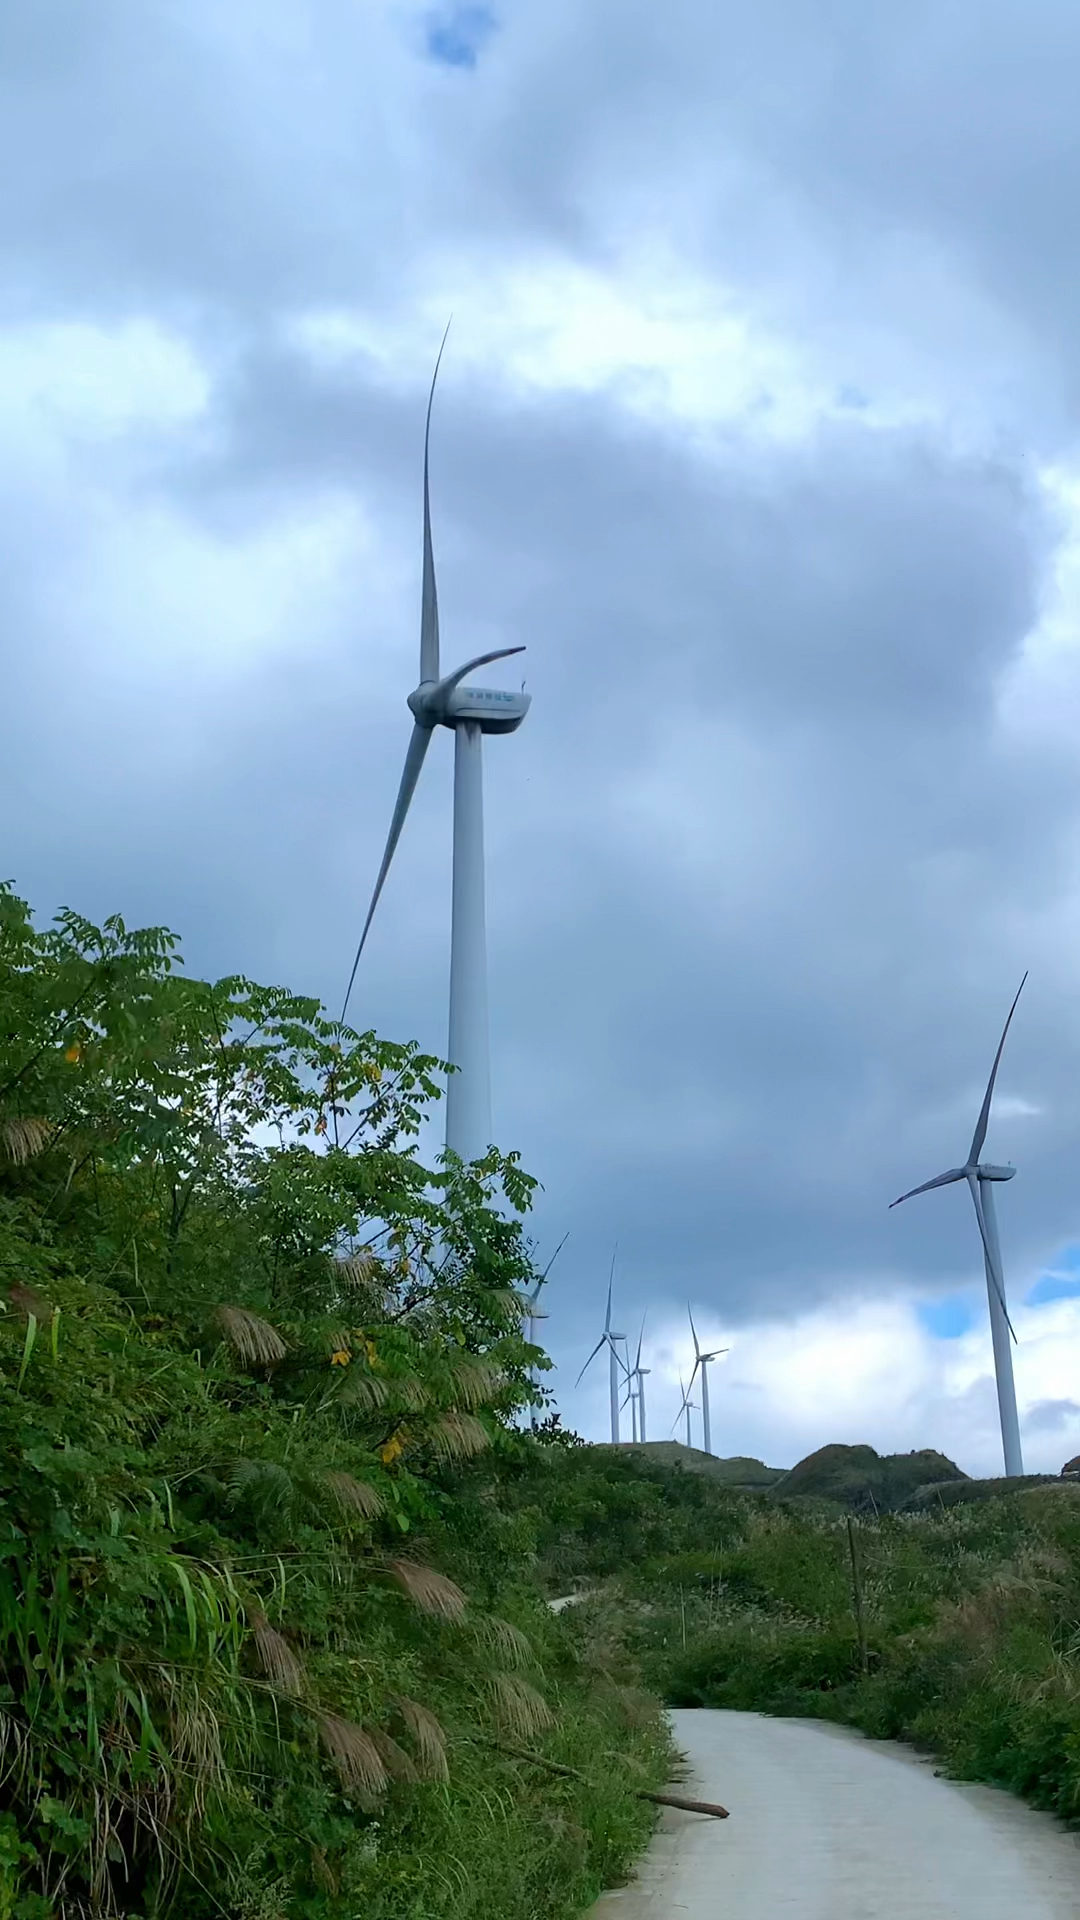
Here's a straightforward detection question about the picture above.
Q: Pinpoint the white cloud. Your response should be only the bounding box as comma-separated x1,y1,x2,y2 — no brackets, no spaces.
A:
560,1283,1080,1480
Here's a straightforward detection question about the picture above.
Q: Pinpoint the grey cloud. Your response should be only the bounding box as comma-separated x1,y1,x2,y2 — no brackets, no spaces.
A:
1025,1399,1080,1436
3,1,1080,1445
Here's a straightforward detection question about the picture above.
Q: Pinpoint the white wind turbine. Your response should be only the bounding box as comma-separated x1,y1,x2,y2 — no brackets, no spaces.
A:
524,1233,568,1430
621,1314,650,1443
577,1249,628,1444
341,326,530,1162
890,975,1028,1478
673,1371,698,1449
687,1306,728,1458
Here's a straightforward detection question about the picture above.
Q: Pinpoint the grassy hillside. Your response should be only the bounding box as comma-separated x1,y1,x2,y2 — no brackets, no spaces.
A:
0,887,668,1920
770,1442,966,1512
588,1442,787,1486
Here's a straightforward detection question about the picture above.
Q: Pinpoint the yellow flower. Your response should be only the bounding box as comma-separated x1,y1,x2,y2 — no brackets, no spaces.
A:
363,1338,380,1368
330,1348,351,1368
380,1434,404,1466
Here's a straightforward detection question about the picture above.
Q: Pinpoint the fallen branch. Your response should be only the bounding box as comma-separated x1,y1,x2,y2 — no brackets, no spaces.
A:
646,1789,729,1819
487,1740,729,1819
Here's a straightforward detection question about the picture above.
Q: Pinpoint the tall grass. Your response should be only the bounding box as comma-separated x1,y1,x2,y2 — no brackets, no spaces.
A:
634,1486,1080,1821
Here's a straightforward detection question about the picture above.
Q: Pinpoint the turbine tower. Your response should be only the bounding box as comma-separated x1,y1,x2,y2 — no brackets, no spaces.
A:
673,1372,698,1449
622,1314,650,1443
890,975,1028,1478
525,1233,568,1430
687,1306,728,1458
577,1248,627,1444
341,326,530,1162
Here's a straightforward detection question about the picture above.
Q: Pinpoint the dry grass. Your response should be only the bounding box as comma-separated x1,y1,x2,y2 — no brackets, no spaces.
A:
489,1674,554,1738
322,1471,384,1519
316,1714,389,1796
389,1559,468,1621
249,1613,305,1698
394,1696,450,1783
213,1306,288,1368
0,1115,51,1164
429,1411,489,1462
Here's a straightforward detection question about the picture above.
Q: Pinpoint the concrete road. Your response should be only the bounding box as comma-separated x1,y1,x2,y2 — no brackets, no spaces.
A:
590,1709,1080,1917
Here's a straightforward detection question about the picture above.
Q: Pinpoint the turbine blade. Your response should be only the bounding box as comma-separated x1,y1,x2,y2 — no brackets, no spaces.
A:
609,1335,631,1378
541,1232,570,1282
575,1336,606,1389
889,1168,967,1208
341,723,433,1021
968,974,1028,1167
688,1302,701,1361
434,644,526,702
604,1245,617,1333
634,1310,647,1372
420,319,452,685
966,1173,1018,1344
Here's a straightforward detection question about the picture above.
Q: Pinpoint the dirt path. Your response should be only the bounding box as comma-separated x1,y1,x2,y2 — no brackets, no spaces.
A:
589,1709,1080,1917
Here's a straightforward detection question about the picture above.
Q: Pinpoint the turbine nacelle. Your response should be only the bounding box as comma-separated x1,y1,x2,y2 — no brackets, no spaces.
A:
408,645,530,735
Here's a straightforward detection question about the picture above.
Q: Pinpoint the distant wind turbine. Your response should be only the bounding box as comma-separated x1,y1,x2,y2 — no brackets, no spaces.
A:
673,1372,698,1449
525,1233,568,1430
687,1306,728,1458
577,1247,628,1443
621,1314,650,1443
341,324,531,1162
890,975,1028,1478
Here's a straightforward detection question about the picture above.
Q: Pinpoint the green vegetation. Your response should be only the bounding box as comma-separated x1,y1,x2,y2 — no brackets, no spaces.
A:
508,1443,1080,1826
0,886,668,1919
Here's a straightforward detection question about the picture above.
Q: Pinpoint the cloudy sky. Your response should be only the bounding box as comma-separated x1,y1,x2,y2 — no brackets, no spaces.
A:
7,1,1080,1476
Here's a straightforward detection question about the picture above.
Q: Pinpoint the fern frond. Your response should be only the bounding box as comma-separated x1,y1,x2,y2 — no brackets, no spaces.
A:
394,1697,449,1783
489,1673,554,1738
428,1411,489,1462
316,1713,388,1795
322,1471,384,1520
213,1306,288,1367
390,1374,430,1411
339,1369,392,1411
388,1559,467,1621
227,1459,295,1517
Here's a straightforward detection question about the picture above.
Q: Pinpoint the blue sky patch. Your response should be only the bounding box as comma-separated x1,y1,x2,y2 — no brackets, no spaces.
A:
916,1294,975,1339
425,5,497,68
1026,1242,1080,1307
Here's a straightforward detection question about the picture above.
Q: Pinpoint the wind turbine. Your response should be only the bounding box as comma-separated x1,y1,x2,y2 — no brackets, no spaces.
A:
687,1306,729,1458
673,1372,698,1449
341,325,531,1163
525,1233,568,1430
890,975,1028,1478
577,1248,628,1443
621,1314,650,1443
